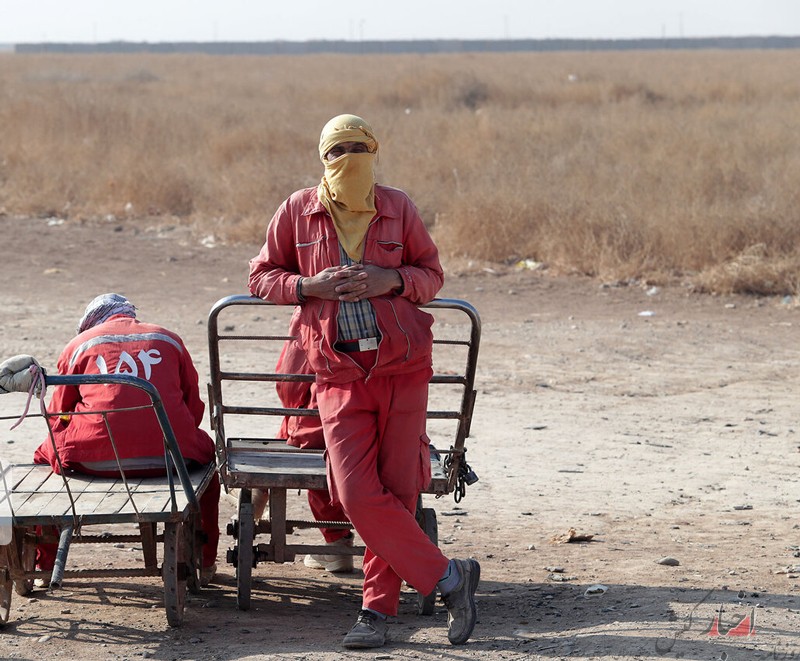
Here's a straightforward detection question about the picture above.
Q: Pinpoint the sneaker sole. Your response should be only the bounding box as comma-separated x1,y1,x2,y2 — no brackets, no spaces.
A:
303,556,354,573
342,636,386,649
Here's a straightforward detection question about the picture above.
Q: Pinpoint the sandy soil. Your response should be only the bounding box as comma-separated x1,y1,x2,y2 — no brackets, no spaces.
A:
0,213,799,661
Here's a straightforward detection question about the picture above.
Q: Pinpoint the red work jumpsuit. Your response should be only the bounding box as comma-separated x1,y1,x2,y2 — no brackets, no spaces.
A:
33,315,220,569
275,338,350,543
249,184,449,615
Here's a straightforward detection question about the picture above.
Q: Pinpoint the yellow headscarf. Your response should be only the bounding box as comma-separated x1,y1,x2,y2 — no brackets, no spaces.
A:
317,114,379,261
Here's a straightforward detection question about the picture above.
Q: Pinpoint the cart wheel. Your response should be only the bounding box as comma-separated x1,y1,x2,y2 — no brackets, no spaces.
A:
185,515,201,595
163,522,187,627
13,529,36,596
416,507,438,615
236,500,254,611
0,550,12,624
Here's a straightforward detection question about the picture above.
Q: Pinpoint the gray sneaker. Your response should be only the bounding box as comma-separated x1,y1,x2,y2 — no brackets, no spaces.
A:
442,558,480,644
342,609,388,649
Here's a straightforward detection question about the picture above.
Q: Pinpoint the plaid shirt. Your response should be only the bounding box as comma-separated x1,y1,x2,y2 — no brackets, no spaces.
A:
337,245,380,342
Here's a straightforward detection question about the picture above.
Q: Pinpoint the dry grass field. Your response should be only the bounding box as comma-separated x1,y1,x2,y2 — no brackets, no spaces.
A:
1,49,799,293
3,49,800,661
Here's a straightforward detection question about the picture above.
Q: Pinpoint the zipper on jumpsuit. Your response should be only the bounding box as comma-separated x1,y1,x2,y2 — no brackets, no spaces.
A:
314,302,333,376
368,299,411,383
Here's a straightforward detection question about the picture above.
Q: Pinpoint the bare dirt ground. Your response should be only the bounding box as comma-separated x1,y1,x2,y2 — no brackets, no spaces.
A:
0,214,799,661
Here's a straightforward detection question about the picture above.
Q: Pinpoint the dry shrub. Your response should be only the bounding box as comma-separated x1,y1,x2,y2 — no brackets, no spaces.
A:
1,50,799,294
694,244,800,296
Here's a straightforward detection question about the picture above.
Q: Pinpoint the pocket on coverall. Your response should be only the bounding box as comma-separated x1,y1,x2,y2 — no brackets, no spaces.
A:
418,433,432,492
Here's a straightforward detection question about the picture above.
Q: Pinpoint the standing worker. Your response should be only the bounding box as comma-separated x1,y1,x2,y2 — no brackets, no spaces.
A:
248,114,479,648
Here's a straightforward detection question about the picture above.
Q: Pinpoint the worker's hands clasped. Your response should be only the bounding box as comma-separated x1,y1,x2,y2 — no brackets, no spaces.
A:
301,264,402,302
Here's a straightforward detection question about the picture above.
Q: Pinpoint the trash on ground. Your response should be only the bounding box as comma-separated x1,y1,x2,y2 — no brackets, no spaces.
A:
516,259,544,271
548,573,576,582
551,528,594,544
584,584,608,597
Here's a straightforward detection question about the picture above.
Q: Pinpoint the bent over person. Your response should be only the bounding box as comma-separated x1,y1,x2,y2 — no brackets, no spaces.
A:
248,114,479,648
275,338,354,572
33,293,220,586
252,339,355,572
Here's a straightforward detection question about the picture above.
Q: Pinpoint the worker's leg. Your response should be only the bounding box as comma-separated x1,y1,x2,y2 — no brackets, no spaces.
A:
282,383,351,542
35,525,58,571
199,477,220,568
307,488,351,543
318,367,448,616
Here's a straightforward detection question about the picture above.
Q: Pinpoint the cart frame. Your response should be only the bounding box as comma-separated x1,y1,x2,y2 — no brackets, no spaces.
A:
207,294,480,613
0,373,217,627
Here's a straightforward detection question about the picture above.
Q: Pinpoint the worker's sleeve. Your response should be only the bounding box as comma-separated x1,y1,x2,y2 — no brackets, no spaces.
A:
248,198,305,305
394,196,445,305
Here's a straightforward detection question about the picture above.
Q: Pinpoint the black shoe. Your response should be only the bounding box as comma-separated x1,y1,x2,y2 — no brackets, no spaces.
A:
342,609,388,649
442,558,480,644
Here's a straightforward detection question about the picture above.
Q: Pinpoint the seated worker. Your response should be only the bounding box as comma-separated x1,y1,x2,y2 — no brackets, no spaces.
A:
33,293,220,586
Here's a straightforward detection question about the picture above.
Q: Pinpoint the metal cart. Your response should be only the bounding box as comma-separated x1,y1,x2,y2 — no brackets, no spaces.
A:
0,372,217,627
207,295,480,614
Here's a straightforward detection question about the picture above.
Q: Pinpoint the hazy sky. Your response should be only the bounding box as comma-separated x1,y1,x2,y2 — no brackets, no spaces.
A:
2,0,799,44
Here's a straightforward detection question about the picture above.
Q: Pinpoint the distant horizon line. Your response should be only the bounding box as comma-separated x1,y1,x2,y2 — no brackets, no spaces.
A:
9,34,800,55
7,34,800,44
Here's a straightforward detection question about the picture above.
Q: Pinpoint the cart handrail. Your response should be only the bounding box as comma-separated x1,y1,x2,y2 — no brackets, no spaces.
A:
207,294,480,432
207,294,481,411
207,294,480,495
44,373,200,511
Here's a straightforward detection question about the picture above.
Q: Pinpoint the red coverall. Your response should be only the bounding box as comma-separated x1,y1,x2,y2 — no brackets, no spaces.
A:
33,315,219,569
249,184,449,615
275,338,350,543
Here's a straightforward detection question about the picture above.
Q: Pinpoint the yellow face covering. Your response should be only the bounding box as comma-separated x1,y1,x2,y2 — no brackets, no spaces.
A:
317,114,379,262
